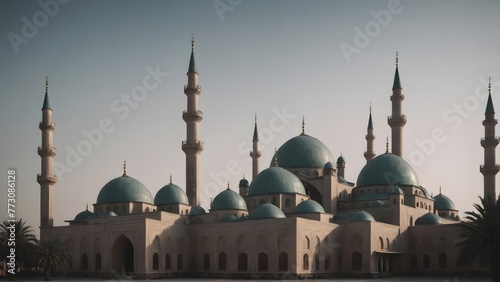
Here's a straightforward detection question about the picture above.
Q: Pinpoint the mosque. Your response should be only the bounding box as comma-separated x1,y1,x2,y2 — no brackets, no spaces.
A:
37,40,495,279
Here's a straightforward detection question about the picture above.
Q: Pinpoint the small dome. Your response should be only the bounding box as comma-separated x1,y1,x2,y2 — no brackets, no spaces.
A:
433,193,456,210
324,162,334,170
221,214,238,222
248,166,306,196
249,204,286,220
415,213,442,225
356,154,420,187
74,209,93,222
351,210,375,222
392,186,404,195
294,199,325,214
97,175,153,204
272,134,334,168
211,189,247,211
154,182,189,206
337,155,346,163
189,206,206,216
239,178,249,187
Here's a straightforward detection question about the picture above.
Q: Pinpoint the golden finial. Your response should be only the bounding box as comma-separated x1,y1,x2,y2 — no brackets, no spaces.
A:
274,147,278,166
301,116,305,135
169,173,172,184
45,76,49,92
395,51,399,68
123,159,127,176
489,75,492,94
191,33,195,51
385,137,389,154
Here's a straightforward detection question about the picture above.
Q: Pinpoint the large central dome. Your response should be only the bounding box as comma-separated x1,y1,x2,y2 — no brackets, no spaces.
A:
97,175,154,204
356,154,420,187
272,134,334,168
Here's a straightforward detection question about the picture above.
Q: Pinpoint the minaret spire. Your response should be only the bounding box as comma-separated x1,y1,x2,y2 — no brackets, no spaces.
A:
364,104,376,162
250,113,261,180
481,75,499,201
301,116,306,135
388,52,406,157
38,77,57,236
182,37,204,206
122,159,127,176
385,137,390,154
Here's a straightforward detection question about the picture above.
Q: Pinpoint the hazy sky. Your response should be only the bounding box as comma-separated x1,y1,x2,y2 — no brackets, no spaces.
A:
1,0,500,235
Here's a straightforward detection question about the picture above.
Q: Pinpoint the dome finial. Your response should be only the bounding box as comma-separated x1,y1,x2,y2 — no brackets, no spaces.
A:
301,116,305,135
123,159,127,176
227,181,230,190
243,174,246,179
395,51,399,68
191,33,195,51
489,75,492,95
86,203,88,211
45,76,49,92
439,186,442,195
274,147,278,166
169,173,172,184
385,137,390,154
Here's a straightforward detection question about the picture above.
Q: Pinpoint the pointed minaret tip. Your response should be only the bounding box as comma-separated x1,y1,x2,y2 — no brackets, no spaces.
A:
42,76,51,110
253,113,259,141
300,116,306,135
227,181,230,190
368,104,374,129
385,137,390,154
122,159,127,176
486,76,495,114
169,173,173,184
188,34,197,74
392,52,402,90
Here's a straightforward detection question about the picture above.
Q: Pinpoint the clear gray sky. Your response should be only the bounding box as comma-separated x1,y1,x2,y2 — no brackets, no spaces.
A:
1,0,500,235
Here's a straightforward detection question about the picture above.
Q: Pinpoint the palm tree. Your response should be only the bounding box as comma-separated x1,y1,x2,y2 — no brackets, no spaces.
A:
0,219,37,275
457,196,500,282
34,238,71,281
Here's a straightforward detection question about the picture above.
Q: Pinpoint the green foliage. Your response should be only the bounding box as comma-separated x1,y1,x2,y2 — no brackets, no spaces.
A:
33,238,71,280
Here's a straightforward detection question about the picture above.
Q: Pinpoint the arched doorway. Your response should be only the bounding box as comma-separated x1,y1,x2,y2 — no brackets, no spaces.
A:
112,235,134,274
303,182,323,206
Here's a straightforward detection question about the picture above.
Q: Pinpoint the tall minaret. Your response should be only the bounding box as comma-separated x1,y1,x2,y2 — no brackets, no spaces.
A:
249,114,261,180
364,105,376,162
480,77,499,201
37,77,57,231
182,36,203,206
387,52,406,157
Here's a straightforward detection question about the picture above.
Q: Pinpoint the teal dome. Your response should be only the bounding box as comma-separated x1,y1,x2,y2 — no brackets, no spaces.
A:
249,204,286,220
351,210,375,222
392,186,404,195
239,178,249,187
337,155,345,163
272,134,334,168
294,199,325,214
248,166,306,196
97,175,153,204
154,182,189,206
74,209,93,222
221,214,238,222
324,162,334,170
356,154,420,187
211,189,247,211
433,194,456,210
190,206,206,215
415,213,442,225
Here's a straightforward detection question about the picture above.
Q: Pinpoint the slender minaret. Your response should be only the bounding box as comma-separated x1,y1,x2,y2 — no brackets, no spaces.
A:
182,36,203,206
336,154,346,178
387,52,406,157
480,77,499,201
364,105,376,162
249,114,261,180
38,77,57,231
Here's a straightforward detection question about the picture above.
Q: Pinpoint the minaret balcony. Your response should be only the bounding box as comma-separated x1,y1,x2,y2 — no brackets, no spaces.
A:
250,150,262,158
182,110,203,122
184,85,202,94
480,164,500,175
182,140,204,153
387,114,407,126
38,147,57,157
37,174,58,185
481,136,500,147
39,122,56,130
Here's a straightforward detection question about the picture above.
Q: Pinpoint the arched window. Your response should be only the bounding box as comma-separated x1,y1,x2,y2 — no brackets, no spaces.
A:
352,252,362,271
152,253,159,270
177,254,183,270
238,252,247,271
278,252,288,271
258,252,268,271
81,253,88,271
379,237,384,250
203,254,210,271
165,254,171,270
306,236,310,249
423,254,430,269
218,252,226,271
439,253,447,268
95,253,101,271
284,198,291,207
303,254,309,270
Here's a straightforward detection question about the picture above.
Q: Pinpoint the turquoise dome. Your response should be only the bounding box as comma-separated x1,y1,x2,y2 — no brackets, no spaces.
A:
433,194,456,210
415,213,442,225
221,214,238,222
249,204,286,220
356,154,420,187
248,166,306,196
190,206,206,215
97,175,153,204
211,189,247,211
392,186,404,195
324,161,334,170
337,155,345,163
74,209,93,222
154,182,189,206
294,199,325,214
272,134,334,168
351,210,375,222
239,178,249,187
